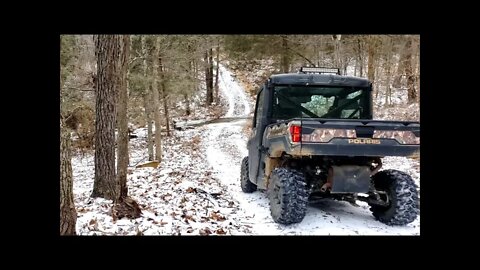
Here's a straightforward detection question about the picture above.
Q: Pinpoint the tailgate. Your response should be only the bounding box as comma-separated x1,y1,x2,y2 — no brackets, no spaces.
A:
299,119,420,157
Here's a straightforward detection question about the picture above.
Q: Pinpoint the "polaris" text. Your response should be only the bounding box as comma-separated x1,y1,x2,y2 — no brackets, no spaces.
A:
348,138,381,144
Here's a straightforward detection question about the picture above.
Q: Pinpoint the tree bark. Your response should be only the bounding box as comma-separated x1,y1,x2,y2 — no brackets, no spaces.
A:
367,37,376,83
214,43,220,104
92,35,120,200
393,40,408,88
184,93,191,116
405,37,417,103
385,51,392,107
367,36,376,98
357,37,364,77
333,35,341,73
281,35,289,73
354,58,358,77
158,55,170,136
205,49,214,106
116,35,129,198
152,37,163,162
141,36,154,161
60,119,77,235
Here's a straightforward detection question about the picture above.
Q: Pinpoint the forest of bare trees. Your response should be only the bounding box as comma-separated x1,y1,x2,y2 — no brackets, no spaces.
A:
60,35,420,235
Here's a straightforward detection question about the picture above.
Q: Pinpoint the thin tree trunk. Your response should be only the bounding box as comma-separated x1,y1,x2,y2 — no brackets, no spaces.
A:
357,37,364,77
413,37,420,100
152,37,163,162
141,36,154,161
60,119,77,235
385,56,392,107
405,37,417,103
214,43,220,104
158,55,170,136
112,36,142,218
393,41,407,88
184,93,191,116
144,92,154,161
209,48,213,92
367,36,376,97
116,35,129,198
205,49,214,106
92,35,120,200
333,35,341,72
281,35,289,73
375,64,380,100
354,58,357,77
194,59,199,92
384,37,394,107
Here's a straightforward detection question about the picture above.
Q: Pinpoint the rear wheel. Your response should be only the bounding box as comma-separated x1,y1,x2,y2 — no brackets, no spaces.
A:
240,157,257,193
369,169,419,225
268,168,309,225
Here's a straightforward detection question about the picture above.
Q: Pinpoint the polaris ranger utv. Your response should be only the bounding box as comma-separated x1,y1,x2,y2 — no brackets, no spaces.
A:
240,67,420,225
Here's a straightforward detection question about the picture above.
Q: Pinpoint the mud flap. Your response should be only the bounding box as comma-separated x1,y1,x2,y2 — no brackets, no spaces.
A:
331,165,371,193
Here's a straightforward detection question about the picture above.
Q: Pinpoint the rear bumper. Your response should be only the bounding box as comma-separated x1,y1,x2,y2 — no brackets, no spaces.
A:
296,138,419,157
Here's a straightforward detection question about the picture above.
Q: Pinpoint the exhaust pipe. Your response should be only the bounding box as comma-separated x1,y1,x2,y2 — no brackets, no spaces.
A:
320,167,334,192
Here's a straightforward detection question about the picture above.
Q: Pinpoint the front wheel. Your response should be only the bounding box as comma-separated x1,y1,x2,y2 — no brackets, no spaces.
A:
369,169,419,226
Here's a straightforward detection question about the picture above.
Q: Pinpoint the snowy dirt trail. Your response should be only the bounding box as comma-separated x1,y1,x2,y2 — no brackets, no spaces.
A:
201,65,420,235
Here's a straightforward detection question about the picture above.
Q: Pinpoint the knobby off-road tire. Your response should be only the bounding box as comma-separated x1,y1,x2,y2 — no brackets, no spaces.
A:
369,169,419,226
268,168,309,225
240,157,257,193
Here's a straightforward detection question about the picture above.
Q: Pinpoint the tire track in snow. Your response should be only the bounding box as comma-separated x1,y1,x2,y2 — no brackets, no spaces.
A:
202,64,420,235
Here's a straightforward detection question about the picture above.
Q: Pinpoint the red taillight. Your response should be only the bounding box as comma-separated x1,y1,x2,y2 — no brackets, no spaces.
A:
289,125,302,142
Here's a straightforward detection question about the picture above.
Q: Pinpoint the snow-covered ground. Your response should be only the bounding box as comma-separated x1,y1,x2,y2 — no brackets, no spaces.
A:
71,64,420,235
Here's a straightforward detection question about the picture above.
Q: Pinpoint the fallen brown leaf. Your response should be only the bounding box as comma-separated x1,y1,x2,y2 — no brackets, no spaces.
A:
210,212,226,221
216,228,227,235
199,227,212,236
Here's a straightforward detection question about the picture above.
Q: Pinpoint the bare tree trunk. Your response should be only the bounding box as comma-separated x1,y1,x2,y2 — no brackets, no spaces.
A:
333,35,341,72
205,49,214,106
184,93,191,116
413,37,420,100
374,61,381,100
281,35,289,73
158,55,170,136
385,56,392,107
60,119,76,235
367,36,376,97
384,37,394,107
194,59,199,91
144,93,154,161
152,37,163,162
354,58,358,77
141,36,154,161
92,35,120,200
393,41,407,88
214,42,220,104
356,37,364,78
112,36,142,218
405,37,417,103
116,35,129,198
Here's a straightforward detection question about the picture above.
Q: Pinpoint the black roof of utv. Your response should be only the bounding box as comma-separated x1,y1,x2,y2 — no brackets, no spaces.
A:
269,73,371,88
